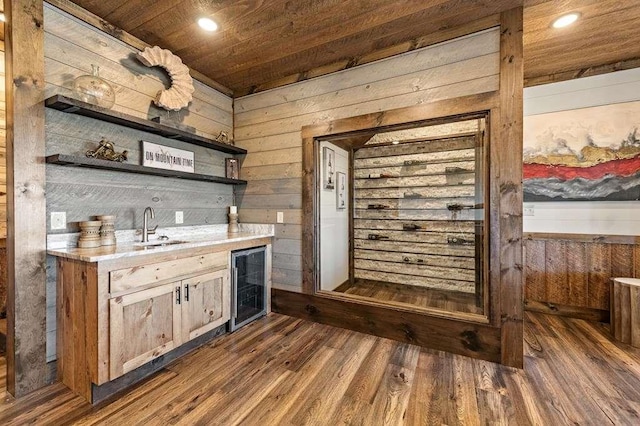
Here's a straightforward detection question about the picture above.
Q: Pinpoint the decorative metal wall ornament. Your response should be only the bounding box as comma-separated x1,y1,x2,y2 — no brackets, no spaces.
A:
86,139,128,162
215,131,234,146
137,46,195,111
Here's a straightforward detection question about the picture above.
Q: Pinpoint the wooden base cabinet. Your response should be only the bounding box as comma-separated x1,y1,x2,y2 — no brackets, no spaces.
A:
109,282,184,380
109,269,230,380
182,270,230,341
53,238,272,403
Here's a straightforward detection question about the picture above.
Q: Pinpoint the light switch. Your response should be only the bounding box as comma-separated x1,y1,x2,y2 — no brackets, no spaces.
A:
276,211,284,223
175,211,184,224
51,212,67,230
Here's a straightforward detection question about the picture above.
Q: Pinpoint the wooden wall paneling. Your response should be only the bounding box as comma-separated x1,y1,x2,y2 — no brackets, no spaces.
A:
566,242,588,307
523,234,640,322
0,50,5,240
43,5,232,140
235,53,499,128
44,0,233,97
587,243,611,311
545,241,568,305
236,77,498,141
497,7,524,368
234,29,499,114
5,0,49,396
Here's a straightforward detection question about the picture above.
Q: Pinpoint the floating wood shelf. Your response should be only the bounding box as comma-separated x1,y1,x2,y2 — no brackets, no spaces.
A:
44,95,247,155
46,154,247,185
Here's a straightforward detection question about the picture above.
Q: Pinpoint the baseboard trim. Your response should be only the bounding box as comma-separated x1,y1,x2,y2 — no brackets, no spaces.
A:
272,289,502,364
525,300,609,323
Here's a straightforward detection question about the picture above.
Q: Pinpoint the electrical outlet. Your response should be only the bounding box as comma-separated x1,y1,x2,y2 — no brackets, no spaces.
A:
276,211,284,223
524,206,535,217
175,211,184,224
51,212,67,230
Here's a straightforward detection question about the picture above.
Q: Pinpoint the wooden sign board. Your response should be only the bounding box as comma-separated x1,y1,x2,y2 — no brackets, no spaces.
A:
142,141,194,173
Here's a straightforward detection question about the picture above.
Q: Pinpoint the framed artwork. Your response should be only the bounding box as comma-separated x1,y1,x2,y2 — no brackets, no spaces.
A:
524,100,640,201
323,147,335,189
226,158,239,179
336,172,346,209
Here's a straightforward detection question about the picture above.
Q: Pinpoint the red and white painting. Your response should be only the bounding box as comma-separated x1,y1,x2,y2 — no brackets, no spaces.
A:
524,101,640,201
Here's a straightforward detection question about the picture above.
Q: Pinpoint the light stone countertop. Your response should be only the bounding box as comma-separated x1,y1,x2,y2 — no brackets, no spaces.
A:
47,224,274,262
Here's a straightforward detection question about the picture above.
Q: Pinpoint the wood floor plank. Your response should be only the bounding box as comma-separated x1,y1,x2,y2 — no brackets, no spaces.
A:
0,312,639,424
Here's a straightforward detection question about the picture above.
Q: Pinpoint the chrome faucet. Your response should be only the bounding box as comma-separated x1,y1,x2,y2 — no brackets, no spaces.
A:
142,207,157,243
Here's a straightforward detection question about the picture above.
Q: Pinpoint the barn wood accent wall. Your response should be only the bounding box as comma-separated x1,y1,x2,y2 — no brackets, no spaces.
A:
524,233,640,322
43,4,234,362
235,26,501,294
5,0,48,396
352,133,481,294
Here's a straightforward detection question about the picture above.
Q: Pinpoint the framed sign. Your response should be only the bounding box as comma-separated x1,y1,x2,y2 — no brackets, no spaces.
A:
226,158,239,179
323,147,335,189
142,141,194,173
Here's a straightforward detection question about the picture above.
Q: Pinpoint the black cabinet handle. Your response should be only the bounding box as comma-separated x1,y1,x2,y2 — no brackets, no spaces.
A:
184,284,190,302
176,286,181,305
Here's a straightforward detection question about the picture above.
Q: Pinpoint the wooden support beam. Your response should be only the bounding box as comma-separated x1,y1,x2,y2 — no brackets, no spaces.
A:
497,7,524,368
5,0,49,396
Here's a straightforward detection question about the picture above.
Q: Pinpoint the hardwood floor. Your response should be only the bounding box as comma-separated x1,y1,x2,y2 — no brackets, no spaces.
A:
1,311,639,424
336,278,483,315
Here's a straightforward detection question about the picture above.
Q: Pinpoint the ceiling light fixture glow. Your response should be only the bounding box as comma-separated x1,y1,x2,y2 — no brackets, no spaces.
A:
552,13,580,29
0,13,6,22
198,17,218,32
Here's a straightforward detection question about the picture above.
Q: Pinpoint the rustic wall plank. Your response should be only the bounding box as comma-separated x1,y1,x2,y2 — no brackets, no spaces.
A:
497,7,524,368
524,233,640,321
5,0,49,396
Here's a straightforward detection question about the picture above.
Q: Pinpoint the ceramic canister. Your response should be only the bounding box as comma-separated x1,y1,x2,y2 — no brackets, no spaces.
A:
78,220,102,248
96,215,116,246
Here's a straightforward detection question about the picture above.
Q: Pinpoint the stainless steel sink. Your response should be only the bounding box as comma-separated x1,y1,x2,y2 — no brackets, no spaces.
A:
134,240,188,250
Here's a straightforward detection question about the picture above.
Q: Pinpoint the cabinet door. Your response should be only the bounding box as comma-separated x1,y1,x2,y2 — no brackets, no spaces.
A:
109,282,182,380
182,269,230,341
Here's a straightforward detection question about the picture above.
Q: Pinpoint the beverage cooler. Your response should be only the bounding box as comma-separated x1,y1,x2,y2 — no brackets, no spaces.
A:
230,246,267,331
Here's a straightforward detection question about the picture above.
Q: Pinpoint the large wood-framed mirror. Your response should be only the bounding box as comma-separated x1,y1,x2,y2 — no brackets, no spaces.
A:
315,113,490,321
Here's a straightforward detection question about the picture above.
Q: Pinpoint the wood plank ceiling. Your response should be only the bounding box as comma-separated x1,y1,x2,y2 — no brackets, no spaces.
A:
53,0,640,96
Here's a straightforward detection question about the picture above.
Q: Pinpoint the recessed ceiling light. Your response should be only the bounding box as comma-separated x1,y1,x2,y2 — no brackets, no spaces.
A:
198,17,218,32
552,13,580,29
392,140,400,145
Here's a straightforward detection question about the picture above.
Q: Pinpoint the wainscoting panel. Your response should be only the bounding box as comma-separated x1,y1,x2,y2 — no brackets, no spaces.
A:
524,233,640,321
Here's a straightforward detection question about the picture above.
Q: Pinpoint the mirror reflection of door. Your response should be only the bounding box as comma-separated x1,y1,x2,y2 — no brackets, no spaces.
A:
318,116,487,318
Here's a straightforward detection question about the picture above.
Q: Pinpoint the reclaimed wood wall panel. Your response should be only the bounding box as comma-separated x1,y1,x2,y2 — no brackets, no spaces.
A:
524,233,640,321
235,28,500,292
43,5,232,138
352,134,480,294
0,48,5,317
43,4,234,362
0,49,5,240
